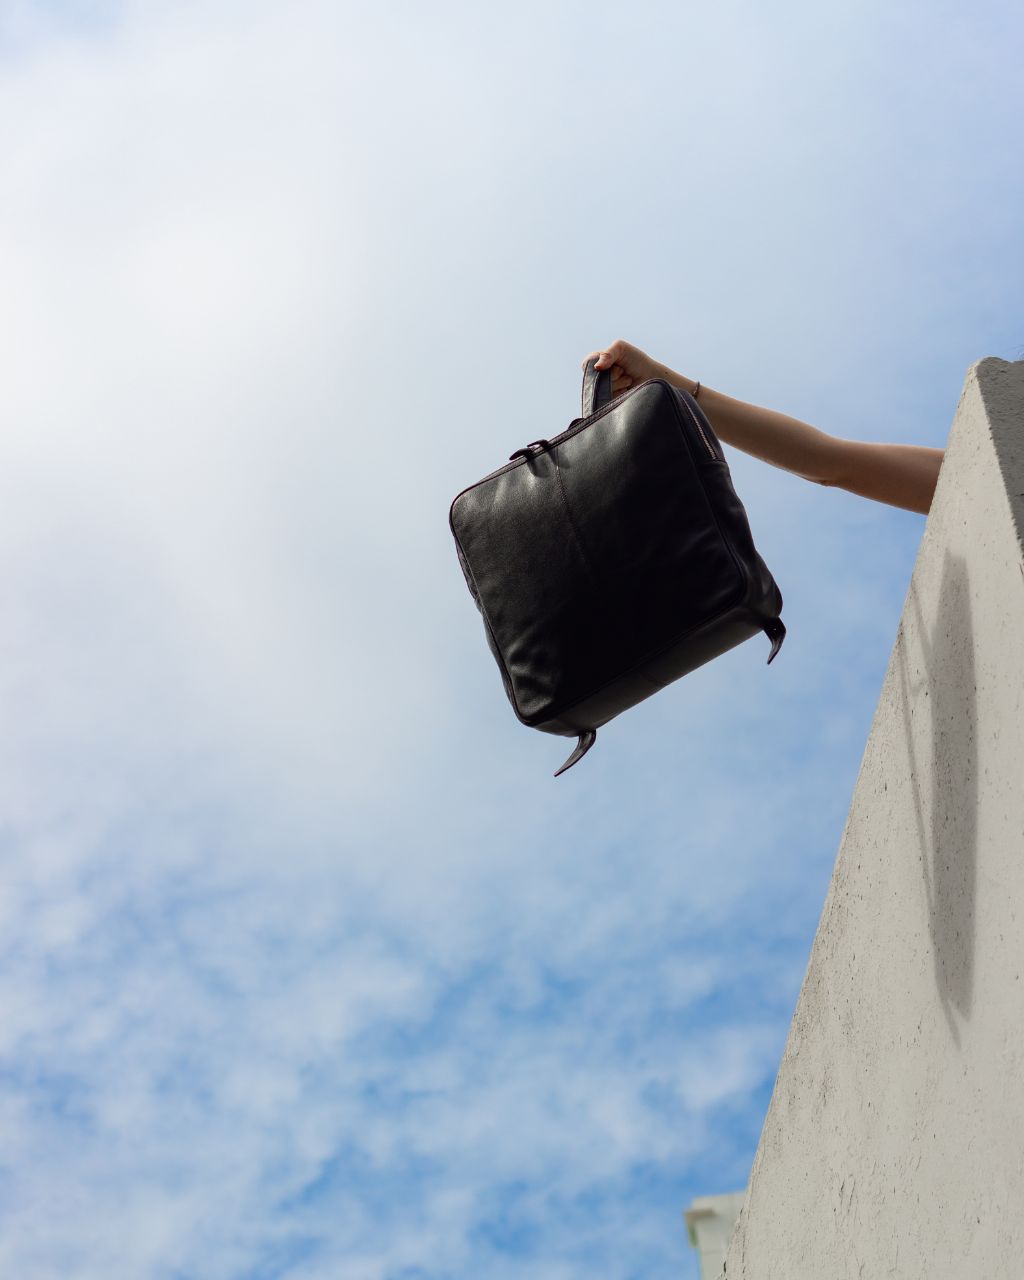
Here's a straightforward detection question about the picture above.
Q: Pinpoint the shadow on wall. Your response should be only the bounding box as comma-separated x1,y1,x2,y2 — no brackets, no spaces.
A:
897,550,978,1049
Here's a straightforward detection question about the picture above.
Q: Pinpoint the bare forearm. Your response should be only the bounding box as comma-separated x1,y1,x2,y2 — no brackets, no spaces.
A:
655,364,841,483
654,362,944,515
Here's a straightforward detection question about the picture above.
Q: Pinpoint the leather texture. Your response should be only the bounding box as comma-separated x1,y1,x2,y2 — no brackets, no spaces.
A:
450,359,786,776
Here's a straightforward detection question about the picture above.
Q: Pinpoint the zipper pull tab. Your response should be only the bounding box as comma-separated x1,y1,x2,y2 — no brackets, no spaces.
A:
509,439,552,462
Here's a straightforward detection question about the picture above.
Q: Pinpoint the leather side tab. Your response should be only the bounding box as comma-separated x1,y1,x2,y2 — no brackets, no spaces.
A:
764,617,786,664
553,728,597,777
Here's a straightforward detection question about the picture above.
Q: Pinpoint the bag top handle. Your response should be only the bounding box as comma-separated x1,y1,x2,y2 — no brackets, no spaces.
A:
581,357,615,419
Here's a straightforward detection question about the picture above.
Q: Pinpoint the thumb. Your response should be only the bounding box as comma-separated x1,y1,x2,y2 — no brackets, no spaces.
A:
594,340,626,370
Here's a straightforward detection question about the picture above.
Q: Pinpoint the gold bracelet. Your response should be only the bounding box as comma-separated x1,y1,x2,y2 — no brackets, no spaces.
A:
692,380,701,400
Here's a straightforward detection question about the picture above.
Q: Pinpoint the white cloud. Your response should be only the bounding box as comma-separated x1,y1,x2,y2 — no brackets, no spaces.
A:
0,0,1021,1275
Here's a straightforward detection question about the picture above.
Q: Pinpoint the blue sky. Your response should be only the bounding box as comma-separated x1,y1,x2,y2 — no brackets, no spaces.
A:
0,1,1022,1276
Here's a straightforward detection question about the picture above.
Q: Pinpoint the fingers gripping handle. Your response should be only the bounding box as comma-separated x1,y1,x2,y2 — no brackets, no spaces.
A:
582,358,615,418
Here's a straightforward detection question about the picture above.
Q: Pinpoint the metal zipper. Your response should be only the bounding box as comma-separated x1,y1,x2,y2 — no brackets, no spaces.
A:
682,399,719,461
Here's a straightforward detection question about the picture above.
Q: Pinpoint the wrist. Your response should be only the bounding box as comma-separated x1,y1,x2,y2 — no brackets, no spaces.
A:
654,362,699,396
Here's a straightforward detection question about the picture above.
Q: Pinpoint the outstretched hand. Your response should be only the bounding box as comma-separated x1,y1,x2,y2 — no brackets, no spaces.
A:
581,339,667,397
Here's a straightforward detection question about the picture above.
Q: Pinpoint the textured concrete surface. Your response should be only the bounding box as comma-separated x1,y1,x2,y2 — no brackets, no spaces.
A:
685,1191,745,1279
723,358,1024,1279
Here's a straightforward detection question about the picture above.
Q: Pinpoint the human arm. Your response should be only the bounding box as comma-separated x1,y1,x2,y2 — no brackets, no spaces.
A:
584,340,944,516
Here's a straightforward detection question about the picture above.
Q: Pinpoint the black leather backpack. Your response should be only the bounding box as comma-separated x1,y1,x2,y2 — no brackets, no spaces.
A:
449,359,786,776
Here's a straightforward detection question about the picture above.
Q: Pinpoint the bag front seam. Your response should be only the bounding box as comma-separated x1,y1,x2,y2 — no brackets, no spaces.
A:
552,453,602,591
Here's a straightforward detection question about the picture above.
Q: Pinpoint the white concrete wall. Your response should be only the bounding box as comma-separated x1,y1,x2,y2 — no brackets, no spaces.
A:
685,1191,745,1279
723,358,1024,1279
